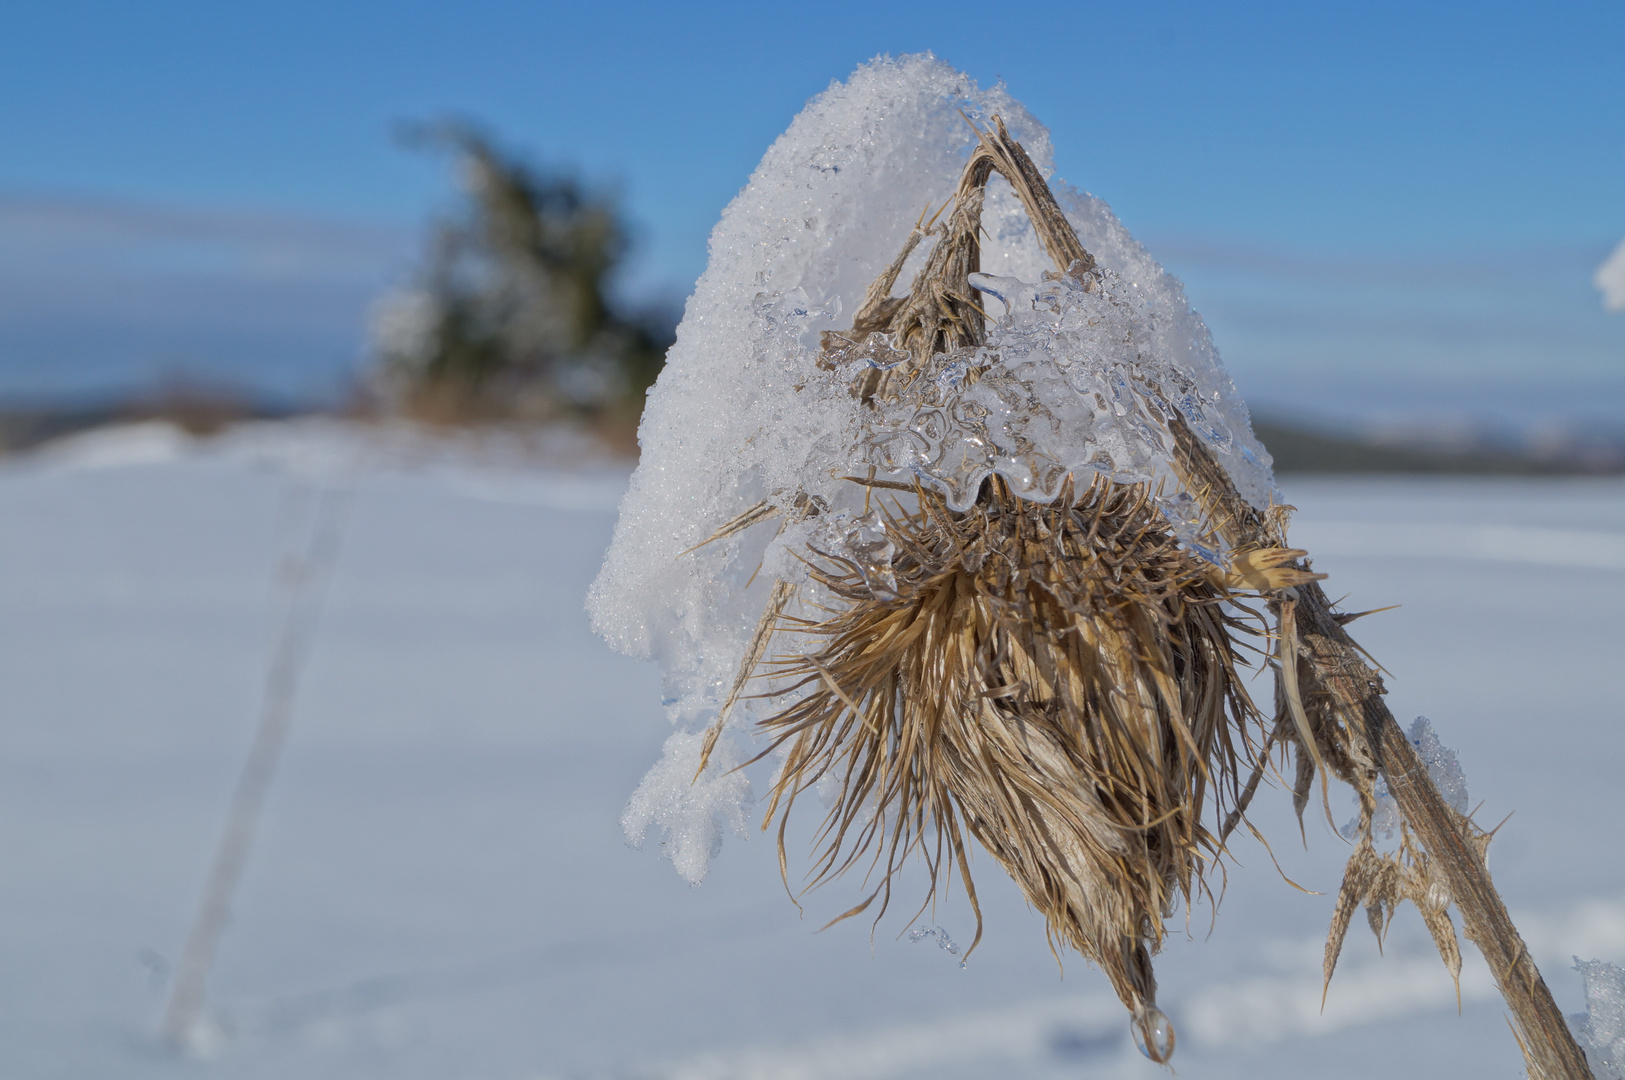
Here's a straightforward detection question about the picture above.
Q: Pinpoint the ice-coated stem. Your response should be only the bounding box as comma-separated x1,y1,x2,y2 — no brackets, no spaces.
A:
1368,700,1587,1077
1168,419,1590,1080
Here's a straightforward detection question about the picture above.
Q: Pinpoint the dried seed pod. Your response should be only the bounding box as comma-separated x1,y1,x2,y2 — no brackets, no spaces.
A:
754,472,1265,1019
709,118,1296,1034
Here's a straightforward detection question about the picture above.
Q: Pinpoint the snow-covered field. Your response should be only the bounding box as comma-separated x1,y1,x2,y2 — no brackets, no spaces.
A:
1,420,1621,1079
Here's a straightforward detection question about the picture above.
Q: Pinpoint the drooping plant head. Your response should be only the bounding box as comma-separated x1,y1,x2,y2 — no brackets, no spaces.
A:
591,55,1300,1065
595,57,1586,1077
730,120,1329,1058
757,476,1265,1033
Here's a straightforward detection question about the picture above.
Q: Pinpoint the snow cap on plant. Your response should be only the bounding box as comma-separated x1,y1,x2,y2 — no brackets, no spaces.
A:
593,54,1301,1056
592,55,1590,1075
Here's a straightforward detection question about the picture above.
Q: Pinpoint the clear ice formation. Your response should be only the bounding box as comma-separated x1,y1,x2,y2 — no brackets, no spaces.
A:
589,54,1277,883
855,265,1255,564
907,925,966,969
1131,1004,1176,1063
1573,958,1625,1079
1345,717,1468,840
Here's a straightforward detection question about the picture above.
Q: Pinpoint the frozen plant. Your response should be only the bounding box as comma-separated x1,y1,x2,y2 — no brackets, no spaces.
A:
591,55,1591,1075
591,61,1304,1057
590,53,1272,887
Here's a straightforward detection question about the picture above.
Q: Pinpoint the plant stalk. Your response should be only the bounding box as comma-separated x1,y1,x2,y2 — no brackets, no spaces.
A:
1300,581,1590,1080
161,482,353,1050
1169,419,1590,1079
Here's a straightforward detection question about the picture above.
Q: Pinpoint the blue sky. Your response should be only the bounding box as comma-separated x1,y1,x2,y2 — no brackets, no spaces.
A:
2,0,1623,426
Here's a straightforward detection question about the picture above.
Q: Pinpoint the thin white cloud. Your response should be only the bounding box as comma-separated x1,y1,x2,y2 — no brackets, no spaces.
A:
1596,238,1625,312
1137,233,1625,413
0,195,413,287
0,194,417,398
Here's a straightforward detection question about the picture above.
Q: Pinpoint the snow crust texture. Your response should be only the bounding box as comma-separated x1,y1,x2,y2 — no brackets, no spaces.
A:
619,730,749,885
589,54,1274,882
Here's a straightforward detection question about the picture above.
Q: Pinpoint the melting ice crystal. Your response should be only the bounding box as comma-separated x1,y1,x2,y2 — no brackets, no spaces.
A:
1131,1004,1176,1063
857,264,1247,541
807,510,899,599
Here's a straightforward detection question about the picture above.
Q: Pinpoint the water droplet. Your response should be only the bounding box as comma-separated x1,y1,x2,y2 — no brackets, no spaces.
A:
1131,1004,1175,1063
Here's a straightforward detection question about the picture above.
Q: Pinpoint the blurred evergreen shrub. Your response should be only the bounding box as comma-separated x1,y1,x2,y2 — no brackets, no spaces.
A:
371,122,672,427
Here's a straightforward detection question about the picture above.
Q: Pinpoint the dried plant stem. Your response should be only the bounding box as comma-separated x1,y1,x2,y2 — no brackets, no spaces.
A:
1171,420,1590,1080
1370,705,1585,1078
161,481,354,1050
1309,586,1586,1079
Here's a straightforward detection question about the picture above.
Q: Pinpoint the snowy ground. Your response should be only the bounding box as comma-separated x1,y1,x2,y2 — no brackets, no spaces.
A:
1,420,1621,1079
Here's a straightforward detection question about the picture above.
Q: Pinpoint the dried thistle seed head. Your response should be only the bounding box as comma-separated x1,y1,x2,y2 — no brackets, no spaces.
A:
667,102,1338,1066
601,62,1585,1077
753,474,1266,1017
715,118,1292,1039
